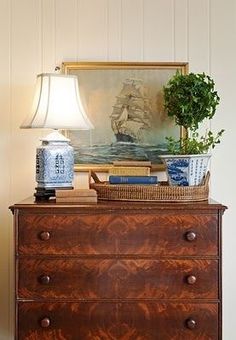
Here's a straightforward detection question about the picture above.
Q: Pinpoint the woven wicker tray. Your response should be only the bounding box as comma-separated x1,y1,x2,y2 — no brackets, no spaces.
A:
89,171,209,202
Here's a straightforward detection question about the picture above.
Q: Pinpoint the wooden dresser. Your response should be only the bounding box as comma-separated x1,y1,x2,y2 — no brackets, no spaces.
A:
10,198,226,340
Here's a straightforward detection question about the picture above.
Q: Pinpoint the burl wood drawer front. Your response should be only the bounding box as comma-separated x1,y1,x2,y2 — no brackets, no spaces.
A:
18,302,219,340
18,213,218,255
18,258,218,299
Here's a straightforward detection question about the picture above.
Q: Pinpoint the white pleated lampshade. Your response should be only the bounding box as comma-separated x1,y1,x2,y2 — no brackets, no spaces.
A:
21,73,93,130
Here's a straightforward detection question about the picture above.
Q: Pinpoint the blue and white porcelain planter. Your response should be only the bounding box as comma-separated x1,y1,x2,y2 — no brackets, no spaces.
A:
159,154,211,186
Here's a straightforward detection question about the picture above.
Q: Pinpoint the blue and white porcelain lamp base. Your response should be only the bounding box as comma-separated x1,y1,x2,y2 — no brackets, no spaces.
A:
35,130,74,195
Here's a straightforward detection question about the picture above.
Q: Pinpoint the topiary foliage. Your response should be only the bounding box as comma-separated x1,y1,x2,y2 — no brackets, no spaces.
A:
166,130,225,155
163,72,220,132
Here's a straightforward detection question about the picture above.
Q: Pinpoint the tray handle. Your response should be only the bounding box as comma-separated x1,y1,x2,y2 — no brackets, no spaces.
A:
89,170,103,184
201,171,210,186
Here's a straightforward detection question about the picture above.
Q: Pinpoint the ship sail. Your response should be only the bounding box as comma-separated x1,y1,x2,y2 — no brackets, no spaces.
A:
110,78,152,143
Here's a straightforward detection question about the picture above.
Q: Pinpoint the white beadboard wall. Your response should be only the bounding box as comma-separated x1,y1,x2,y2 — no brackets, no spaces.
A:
0,0,235,338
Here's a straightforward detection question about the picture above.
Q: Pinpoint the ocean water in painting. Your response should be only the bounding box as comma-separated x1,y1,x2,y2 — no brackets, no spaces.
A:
74,142,168,164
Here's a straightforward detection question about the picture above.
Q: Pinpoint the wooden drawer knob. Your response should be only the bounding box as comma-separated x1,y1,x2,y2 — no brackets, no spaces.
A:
185,318,196,329
40,317,51,328
38,275,51,285
39,231,51,241
186,275,197,285
185,231,197,242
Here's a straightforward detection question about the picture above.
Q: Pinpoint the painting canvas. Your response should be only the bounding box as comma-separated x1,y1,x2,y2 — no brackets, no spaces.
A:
62,62,188,171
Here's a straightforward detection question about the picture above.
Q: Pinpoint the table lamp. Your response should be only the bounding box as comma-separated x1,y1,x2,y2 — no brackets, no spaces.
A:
21,73,93,200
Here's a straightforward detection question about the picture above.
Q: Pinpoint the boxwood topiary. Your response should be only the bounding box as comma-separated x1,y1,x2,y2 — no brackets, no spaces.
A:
163,71,224,154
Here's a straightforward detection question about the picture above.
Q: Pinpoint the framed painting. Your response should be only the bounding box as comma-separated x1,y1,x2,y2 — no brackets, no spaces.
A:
62,61,188,171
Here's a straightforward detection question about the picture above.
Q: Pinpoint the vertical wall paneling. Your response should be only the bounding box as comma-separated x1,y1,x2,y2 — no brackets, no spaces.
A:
42,0,56,72
143,0,174,61
210,2,236,180
188,0,210,139
121,0,143,60
174,0,188,61
78,0,108,60
108,0,122,60
11,0,42,201
76,0,80,60
0,0,11,338
188,0,210,72
55,0,77,65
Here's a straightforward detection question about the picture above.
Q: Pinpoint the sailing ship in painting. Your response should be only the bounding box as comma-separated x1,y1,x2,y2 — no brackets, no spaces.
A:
71,77,176,165
110,79,152,144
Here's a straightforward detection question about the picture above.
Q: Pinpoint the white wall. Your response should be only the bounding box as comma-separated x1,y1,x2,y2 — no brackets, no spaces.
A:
0,0,235,338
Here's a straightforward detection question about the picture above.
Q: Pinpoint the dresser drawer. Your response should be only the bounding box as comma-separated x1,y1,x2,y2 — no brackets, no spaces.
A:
18,258,218,300
18,301,219,340
18,213,218,255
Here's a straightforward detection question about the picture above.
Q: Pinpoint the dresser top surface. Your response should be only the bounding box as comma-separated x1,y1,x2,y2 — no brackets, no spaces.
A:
10,197,227,213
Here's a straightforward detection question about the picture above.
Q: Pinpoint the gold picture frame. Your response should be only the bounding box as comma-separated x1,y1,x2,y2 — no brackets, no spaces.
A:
62,61,188,172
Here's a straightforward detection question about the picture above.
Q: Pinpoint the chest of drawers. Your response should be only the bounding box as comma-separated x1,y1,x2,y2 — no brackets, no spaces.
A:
10,198,226,339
